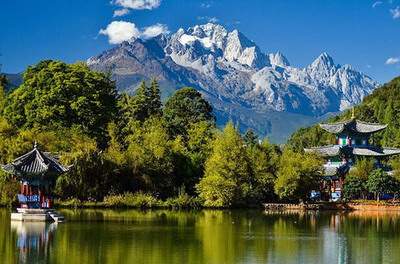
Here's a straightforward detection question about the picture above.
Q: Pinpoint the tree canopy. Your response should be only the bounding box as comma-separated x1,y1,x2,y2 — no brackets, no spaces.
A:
3,60,118,144
164,87,215,137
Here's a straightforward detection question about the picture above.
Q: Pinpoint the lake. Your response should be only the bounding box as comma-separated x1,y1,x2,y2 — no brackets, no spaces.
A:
0,208,400,263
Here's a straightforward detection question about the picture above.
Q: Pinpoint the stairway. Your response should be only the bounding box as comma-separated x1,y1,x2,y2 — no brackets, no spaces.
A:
47,211,65,222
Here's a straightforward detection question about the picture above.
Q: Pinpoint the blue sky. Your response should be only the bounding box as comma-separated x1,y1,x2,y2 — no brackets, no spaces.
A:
1,0,400,83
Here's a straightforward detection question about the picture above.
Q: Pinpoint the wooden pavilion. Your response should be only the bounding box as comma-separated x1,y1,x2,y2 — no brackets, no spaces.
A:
305,115,400,201
2,142,69,222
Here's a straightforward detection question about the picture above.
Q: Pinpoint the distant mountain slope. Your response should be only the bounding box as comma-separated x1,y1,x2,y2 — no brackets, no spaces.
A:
3,73,22,91
87,23,378,142
287,77,400,150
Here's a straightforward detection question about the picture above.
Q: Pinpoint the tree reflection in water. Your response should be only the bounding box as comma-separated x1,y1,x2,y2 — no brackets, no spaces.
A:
0,209,399,263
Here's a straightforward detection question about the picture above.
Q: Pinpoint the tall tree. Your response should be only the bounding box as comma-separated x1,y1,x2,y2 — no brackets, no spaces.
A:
247,139,280,202
196,122,251,207
164,87,215,138
244,129,258,147
366,169,397,201
148,79,162,117
274,150,323,201
3,60,118,144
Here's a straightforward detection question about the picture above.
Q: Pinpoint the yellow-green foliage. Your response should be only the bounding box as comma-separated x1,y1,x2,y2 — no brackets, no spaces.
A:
196,122,251,207
274,150,323,201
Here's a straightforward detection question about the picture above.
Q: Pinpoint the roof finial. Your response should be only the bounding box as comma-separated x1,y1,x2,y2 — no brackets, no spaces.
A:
351,107,355,119
34,141,37,149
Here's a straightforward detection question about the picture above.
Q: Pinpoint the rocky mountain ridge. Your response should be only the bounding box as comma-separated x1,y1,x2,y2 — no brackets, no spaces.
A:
87,23,378,142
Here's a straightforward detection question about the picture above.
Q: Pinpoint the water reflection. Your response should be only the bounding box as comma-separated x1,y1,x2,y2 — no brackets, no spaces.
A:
11,221,57,263
0,209,399,263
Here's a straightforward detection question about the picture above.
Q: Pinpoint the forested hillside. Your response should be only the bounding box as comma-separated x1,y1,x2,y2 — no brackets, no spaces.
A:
287,77,400,152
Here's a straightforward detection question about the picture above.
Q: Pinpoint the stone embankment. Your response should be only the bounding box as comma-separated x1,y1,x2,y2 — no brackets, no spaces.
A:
264,202,400,211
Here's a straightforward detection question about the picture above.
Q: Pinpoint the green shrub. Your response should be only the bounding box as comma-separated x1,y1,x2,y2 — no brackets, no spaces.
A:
103,192,160,208
164,192,201,209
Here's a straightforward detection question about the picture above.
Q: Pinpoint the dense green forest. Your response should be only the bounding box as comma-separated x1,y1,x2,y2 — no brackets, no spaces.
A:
3,61,400,207
0,60,323,207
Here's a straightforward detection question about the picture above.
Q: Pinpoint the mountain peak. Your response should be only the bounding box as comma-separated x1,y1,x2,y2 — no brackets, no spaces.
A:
307,52,337,73
269,51,290,67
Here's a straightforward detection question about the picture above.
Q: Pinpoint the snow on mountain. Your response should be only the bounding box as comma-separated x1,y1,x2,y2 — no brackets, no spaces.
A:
87,23,378,141
269,52,290,67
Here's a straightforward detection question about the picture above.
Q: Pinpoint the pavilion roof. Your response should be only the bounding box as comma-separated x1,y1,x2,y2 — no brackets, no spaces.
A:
319,119,387,134
305,145,400,157
2,143,69,178
323,164,350,177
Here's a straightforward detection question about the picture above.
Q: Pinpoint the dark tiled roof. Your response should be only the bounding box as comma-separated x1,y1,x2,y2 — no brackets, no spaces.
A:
353,146,400,156
304,145,340,157
323,164,350,177
320,119,387,134
305,145,400,157
2,145,69,177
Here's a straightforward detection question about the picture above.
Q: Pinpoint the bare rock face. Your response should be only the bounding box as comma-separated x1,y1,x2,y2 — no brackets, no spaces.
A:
87,23,378,142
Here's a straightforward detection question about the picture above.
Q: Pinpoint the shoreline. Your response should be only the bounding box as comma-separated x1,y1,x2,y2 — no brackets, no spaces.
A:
264,201,400,211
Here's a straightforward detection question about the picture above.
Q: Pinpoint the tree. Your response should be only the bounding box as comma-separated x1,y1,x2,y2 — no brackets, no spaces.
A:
351,158,375,181
0,74,8,113
148,79,162,117
274,150,323,201
244,129,258,147
343,174,367,200
366,169,397,201
3,61,118,144
196,122,251,207
125,117,176,197
247,139,280,202
164,87,215,138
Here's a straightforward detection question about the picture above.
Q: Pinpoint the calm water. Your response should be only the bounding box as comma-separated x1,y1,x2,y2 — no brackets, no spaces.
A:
0,209,400,264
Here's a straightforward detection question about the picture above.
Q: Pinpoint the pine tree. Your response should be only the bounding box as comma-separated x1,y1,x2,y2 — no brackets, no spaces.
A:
244,129,258,146
148,79,162,117
131,81,150,122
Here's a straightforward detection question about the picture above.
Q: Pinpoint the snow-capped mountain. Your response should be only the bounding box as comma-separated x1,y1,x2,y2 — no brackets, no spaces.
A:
88,23,378,142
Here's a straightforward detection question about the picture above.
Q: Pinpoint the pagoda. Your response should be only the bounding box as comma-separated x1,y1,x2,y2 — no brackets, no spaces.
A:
2,142,69,222
305,112,400,200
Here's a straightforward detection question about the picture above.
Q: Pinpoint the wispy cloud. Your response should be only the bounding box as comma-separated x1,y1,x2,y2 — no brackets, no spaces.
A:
113,8,130,17
197,16,219,23
372,1,383,8
390,6,400,19
99,21,168,44
113,0,161,10
200,2,212,8
141,23,169,39
385,57,400,65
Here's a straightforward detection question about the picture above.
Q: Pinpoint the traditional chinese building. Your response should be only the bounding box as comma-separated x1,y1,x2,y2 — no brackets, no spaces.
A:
305,115,400,200
2,143,69,221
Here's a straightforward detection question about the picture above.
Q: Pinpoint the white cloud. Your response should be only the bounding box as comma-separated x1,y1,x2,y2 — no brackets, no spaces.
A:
113,0,161,10
385,57,400,65
99,21,140,44
100,21,168,44
141,23,169,39
372,1,383,8
113,8,130,17
390,6,400,19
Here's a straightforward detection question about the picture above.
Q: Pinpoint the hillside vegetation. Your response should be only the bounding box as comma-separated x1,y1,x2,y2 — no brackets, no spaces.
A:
287,77,400,151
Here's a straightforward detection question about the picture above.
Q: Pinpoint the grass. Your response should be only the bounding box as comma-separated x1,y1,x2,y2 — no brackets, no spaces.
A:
54,192,202,209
